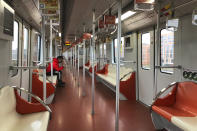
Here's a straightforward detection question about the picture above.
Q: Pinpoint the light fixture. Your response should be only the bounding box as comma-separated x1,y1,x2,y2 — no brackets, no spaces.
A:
59,33,61,37
115,11,136,23
134,0,155,11
192,8,197,25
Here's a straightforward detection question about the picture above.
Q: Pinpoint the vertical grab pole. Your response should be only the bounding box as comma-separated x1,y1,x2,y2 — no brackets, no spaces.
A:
73,47,75,76
154,1,160,99
116,1,121,131
91,9,96,115
70,49,72,70
50,19,53,83
41,15,47,103
75,45,77,80
78,44,80,87
82,39,86,96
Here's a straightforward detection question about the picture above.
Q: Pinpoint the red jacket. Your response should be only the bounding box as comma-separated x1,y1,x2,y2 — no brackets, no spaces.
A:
46,58,64,72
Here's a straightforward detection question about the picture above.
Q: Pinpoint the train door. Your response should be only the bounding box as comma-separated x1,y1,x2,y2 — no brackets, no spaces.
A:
138,29,154,106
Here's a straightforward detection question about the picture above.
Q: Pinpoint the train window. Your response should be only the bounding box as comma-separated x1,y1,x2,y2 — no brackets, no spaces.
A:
37,35,41,61
113,37,124,63
23,27,29,67
100,44,103,57
141,33,151,70
104,43,106,57
160,28,175,74
11,21,19,76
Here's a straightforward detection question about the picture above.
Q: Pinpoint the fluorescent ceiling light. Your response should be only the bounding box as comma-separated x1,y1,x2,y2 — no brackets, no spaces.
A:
59,33,61,37
115,11,136,23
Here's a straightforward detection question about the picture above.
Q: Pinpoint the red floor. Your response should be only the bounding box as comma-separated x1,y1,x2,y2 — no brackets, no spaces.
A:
48,67,155,131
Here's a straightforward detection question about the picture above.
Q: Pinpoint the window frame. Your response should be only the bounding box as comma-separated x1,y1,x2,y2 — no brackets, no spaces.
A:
141,32,151,70
11,20,20,77
160,28,175,74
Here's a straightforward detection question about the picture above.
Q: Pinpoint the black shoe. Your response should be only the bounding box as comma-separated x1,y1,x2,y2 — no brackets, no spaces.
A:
57,81,65,87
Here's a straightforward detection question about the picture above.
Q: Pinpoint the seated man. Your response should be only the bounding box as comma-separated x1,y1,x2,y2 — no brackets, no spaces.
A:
46,56,65,87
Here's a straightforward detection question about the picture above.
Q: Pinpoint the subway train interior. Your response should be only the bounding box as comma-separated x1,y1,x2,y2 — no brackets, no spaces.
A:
0,0,197,131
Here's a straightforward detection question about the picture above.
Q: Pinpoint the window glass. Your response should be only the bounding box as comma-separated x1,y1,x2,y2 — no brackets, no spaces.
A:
141,33,151,69
104,43,106,57
11,21,19,76
37,35,41,61
100,44,103,58
113,37,124,63
23,27,29,66
161,29,175,73
12,21,19,66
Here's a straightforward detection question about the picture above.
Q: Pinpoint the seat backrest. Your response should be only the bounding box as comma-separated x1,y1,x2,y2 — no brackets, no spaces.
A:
175,82,197,115
0,86,16,115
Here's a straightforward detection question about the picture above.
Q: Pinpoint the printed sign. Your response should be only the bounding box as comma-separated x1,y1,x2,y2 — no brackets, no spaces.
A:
98,20,104,28
39,0,58,10
104,15,116,25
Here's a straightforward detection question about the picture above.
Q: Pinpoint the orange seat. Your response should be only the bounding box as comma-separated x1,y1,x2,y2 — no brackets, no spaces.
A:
85,60,90,67
96,64,109,75
32,70,55,103
120,72,136,100
152,82,197,122
89,64,98,73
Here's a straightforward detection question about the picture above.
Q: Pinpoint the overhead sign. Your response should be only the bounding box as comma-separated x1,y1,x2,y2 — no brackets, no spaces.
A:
65,41,71,46
39,0,58,10
104,15,116,25
98,20,104,28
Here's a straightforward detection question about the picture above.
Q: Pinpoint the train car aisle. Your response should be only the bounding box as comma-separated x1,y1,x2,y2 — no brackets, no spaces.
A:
48,67,155,131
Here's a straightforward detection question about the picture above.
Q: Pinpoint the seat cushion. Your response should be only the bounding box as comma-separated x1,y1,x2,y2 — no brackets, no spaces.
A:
0,86,50,131
39,76,57,84
13,111,50,131
0,111,49,131
171,116,197,131
152,106,195,121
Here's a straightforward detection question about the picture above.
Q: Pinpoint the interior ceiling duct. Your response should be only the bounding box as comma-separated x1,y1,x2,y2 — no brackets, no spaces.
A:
62,0,131,43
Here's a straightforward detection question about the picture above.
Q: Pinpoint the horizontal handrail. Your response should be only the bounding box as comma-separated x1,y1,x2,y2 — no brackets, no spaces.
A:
9,66,46,70
120,60,136,63
97,58,110,60
155,65,182,69
120,71,133,81
11,86,52,115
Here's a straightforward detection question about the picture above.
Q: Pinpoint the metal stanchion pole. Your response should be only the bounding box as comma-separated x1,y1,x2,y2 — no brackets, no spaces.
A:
91,9,96,115
115,0,122,131
82,39,86,96
75,45,77,80
50,19,53,83
78,44,80,87
154,1,161,98
41,15,47,103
